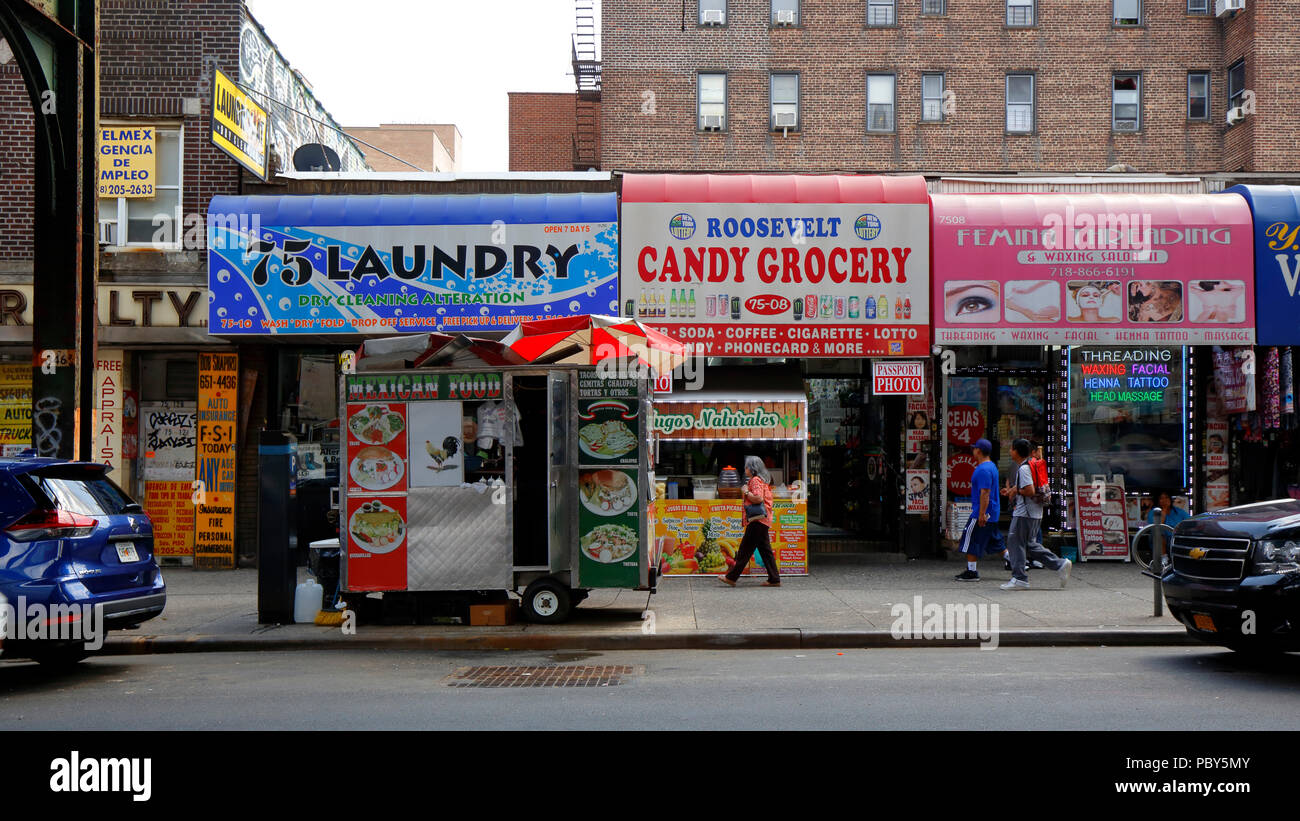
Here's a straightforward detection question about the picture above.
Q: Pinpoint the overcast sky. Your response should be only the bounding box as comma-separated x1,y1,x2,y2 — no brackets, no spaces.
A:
244,0,584,172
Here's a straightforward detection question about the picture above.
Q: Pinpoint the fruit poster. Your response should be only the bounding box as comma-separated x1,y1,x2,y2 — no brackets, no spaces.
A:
653,499,808,576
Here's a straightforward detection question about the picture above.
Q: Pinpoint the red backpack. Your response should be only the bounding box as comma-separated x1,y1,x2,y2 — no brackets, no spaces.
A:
1028,457,1051,505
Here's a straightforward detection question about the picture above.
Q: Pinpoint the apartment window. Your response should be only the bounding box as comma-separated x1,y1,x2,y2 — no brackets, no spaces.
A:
97,124,182,248
699,0,726,25
1006,0,1034,26
1228,59,1246,110
1113,73,1140,131
1187,0,1209,13
772,0,799,25
922,73,945,122
1006,74,1034,133
698,72,727,130
1114,0,1141,25
922,0,946,14
867,74,895,132
770,73,799,130
1188,72,1210,120
867,0,895,26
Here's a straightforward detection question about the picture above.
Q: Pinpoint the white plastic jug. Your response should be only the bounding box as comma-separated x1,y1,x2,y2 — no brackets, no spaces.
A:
294,577,323,624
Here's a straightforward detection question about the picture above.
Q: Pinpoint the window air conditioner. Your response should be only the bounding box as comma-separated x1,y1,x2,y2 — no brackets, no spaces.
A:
1226,105,1246,125
702,9,725,24
775,9,796,24
98,220,116,245
701,114,725,130
1114,120,1138,132
774,112,797,128
1215,0,1244,17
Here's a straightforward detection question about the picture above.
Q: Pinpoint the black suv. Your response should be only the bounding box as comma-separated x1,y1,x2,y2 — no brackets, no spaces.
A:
1161,499,1300,653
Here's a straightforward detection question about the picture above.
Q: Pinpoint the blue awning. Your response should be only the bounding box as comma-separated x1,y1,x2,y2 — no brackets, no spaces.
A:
207,192,617,227
1224,185,1300,346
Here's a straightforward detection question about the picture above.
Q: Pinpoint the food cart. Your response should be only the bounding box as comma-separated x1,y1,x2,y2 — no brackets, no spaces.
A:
339,319,683,623
650,364,809,577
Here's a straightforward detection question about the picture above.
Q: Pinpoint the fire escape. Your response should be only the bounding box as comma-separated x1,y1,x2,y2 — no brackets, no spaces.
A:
571,0,601,170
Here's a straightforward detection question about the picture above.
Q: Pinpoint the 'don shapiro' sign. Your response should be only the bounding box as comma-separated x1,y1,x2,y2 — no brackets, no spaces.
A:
872,360,924,395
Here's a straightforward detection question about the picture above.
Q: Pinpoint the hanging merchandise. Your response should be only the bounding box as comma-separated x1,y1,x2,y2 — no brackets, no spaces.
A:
1213,347,1250,414
1263,347,1281,430
1282,347,1295,418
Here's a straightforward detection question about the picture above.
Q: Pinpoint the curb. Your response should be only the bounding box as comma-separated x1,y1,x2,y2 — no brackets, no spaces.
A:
96,628,1198,655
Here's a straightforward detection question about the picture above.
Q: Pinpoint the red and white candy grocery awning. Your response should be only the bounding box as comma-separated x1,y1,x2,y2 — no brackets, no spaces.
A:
500,314,689,374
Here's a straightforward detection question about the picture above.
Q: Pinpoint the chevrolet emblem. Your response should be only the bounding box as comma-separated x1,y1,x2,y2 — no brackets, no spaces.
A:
1188,547,1208,559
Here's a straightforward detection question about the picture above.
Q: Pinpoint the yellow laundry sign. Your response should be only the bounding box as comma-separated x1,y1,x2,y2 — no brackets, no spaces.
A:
98,126,156,198
210,68,268,180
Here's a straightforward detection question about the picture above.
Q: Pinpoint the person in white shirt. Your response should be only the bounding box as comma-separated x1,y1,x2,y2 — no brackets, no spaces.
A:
1000,438,1072,590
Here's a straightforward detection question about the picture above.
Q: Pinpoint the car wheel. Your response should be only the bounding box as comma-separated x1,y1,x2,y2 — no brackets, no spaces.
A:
1227,640,1285,657
28,643,89,669
521,579,571,624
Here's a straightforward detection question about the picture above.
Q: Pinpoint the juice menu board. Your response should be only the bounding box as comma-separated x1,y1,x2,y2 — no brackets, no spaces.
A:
1073,474,1130,561
653,499,808,576
576,372,642,588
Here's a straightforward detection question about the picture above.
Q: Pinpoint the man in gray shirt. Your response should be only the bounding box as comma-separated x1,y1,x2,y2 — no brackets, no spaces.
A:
1001,438,1072,590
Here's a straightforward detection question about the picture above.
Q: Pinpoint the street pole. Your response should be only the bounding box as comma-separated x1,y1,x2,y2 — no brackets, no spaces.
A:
0,0,98,460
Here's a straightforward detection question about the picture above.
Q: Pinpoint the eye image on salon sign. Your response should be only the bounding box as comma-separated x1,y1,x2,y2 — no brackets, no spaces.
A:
932,194,1255,346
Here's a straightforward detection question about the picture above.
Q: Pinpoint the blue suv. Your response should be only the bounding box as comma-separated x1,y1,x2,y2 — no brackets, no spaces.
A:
0,457,165,666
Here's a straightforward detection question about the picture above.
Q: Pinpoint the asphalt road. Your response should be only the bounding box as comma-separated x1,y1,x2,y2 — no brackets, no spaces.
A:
2,646,1299,731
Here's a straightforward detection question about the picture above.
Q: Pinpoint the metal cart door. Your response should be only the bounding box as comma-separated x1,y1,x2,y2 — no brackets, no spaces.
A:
548,370,572,573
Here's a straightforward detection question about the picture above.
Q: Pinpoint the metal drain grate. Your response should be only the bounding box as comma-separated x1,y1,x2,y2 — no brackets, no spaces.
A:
444,665,640,688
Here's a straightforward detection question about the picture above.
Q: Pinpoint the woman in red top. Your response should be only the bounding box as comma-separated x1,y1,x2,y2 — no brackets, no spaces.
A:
720,456,781,587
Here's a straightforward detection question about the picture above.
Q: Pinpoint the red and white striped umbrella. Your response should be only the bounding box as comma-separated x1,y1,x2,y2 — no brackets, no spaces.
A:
500,314,689,375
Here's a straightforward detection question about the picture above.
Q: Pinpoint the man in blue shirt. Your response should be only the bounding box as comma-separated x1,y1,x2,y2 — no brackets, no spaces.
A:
955,438,1007,581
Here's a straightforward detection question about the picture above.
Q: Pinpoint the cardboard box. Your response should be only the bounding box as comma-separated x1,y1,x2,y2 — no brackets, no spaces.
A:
469,602,518,626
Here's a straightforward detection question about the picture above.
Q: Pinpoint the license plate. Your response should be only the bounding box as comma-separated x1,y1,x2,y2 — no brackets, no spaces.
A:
1192,613,1217,633
115,541,140,563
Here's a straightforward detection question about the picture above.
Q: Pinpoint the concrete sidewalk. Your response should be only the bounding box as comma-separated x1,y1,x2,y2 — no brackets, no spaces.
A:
99,555,1194,654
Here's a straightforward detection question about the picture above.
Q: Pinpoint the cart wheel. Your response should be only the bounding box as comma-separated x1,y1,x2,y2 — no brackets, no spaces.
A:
521,579,571,624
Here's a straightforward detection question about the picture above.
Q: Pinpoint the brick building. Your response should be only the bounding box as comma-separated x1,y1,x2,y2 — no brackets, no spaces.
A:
344,123,463,172
0,0,369,567
598,0,1300,175
509,92,604,171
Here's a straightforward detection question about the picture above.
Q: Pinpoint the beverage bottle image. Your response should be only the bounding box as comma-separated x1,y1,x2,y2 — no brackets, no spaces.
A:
903,297,911,319
717,293,728,320
731,296,741,320
659,289,666,318
835,296,846,319
706,294,716,317
637,290,645,318
848,295,860,318
625,299,634,318
879,295,889,319
689,289,697,317
821,295,834,318
673,289,681,318
806,293,818,318
794,297,803,320
866,296,877,319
